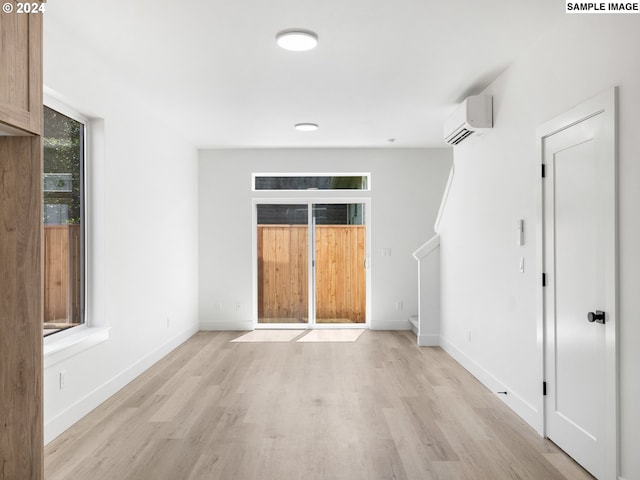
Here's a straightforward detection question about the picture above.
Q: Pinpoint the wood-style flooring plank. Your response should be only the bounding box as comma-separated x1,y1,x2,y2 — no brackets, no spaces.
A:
45,331,595,480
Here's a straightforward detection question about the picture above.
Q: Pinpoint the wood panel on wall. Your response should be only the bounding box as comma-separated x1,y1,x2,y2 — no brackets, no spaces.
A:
0,3,43,135
0,0,43,134
0,136,44,480
0,3,44,478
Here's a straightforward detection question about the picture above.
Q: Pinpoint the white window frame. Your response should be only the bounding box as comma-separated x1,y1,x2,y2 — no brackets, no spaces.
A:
251,172,373,329
43,92,109,367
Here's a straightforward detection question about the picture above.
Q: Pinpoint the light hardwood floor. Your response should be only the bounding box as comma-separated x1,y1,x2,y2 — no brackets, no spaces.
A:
45,331,594,480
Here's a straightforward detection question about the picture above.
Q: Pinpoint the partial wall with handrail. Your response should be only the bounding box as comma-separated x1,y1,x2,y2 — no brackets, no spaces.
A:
412,234,440,346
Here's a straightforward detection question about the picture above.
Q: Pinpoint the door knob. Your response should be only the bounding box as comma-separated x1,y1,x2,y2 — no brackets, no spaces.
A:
587,310,606,324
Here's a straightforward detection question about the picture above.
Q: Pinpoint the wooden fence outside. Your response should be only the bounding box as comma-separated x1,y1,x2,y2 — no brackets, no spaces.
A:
258,225,308,322
45,223,365,324
315,225,366,323
257,224,365,323
44,224,81,323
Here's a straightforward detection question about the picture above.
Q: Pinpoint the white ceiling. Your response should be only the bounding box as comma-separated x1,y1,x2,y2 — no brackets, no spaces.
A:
44,0,559,148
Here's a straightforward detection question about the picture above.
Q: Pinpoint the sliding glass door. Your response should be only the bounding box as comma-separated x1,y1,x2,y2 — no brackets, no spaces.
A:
313,204,366,324
256,202,367,327
257,204,309,324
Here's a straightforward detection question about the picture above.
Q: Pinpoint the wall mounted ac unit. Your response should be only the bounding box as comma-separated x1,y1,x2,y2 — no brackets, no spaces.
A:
443,95,493,145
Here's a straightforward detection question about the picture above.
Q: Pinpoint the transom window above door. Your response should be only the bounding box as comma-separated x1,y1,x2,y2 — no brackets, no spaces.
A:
253,173,370,191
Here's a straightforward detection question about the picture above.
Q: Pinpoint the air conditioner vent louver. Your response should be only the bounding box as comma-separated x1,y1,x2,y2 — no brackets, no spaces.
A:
446,128,473,145
443,95,493,146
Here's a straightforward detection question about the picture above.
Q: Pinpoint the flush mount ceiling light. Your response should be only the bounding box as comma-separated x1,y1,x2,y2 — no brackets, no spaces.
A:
294,123,319,132
276,29,318,51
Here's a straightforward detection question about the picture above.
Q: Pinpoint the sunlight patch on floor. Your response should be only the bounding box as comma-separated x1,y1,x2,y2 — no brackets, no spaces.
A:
230,330,306,342
296,329,364,343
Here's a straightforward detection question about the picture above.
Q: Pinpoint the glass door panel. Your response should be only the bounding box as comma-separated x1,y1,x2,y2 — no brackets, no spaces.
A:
313,203,366,324
257,204,309,324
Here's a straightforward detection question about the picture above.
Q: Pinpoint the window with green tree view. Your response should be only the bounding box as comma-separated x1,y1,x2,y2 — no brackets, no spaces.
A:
43,105,85,336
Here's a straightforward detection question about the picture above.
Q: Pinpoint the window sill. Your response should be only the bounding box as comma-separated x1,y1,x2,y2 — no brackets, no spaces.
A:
44,325,110,369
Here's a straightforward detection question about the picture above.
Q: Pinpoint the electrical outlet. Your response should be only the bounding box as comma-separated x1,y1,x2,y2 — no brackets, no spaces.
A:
395,301,403,311
59,371,66,390
235,303,241,312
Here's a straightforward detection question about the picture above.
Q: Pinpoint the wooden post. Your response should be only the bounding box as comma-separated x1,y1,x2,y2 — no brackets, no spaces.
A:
0,136,44,480
0,3,44,478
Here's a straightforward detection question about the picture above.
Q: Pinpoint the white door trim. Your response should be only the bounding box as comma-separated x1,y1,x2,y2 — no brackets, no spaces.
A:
535,87,618,479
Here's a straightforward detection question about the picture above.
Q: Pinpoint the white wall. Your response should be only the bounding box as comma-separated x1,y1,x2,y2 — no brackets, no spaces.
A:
199,148,451,330
42,17,200,442
437,15,640,480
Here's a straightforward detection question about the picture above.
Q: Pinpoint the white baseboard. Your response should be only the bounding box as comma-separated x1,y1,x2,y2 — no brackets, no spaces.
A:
408,315,419,335
44,325,198,445
439,336,539,429
199,320,253,331
201,320,407,331
371,319,411,330
418,334,439,346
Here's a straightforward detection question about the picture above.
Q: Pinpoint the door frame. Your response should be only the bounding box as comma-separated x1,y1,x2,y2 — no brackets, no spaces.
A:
535,87,618,478
252,197,372,330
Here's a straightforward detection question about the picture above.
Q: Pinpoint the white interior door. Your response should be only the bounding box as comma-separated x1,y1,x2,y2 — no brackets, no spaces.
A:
541,90,617,479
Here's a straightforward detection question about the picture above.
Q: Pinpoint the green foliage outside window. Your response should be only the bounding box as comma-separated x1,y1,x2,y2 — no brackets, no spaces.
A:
43,106,83,225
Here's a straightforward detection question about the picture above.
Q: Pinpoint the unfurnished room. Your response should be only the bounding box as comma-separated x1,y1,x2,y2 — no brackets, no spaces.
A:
1,1,639,479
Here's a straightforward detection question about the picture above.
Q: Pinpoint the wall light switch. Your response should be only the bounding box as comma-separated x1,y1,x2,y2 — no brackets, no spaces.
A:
516,219,524,246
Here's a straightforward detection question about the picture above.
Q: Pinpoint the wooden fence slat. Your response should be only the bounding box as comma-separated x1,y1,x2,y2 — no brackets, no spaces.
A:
44,225,68,322
68,224,81,323
43,224,81,323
